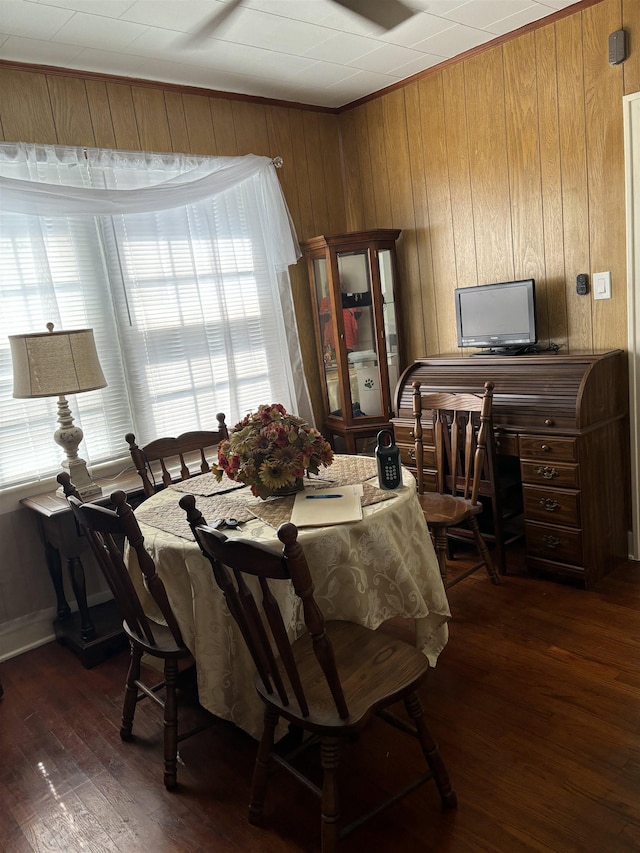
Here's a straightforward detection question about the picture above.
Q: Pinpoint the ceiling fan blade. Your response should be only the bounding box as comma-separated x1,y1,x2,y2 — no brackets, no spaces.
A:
183,0,244,46
332,0,416,30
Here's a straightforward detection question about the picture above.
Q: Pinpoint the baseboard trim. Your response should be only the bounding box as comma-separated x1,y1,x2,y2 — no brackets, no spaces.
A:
0,590,115,662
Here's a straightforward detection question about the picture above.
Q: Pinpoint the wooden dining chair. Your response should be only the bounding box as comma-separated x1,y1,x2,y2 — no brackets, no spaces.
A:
125,412,228,498
179,492,456,853
57,473,208,790
412,380,500,589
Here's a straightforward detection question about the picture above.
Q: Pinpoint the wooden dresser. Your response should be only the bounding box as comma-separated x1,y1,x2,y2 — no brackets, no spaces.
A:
391,350,629,588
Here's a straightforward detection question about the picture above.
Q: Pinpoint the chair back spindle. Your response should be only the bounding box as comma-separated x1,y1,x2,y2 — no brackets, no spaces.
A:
412,383,494,506
126,414,228,498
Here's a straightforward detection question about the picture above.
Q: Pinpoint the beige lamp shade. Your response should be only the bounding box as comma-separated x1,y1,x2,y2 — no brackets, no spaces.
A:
9,324,107,398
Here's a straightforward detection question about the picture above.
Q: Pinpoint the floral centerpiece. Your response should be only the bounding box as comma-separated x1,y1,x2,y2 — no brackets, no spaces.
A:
215,403,334,499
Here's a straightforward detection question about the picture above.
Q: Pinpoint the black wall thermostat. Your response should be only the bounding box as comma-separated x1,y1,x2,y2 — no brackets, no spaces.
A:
375,429,401,490
608,29,626,65
576,273,589,296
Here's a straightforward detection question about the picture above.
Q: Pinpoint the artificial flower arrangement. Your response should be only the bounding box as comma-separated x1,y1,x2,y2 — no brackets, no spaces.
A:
215,403,334,499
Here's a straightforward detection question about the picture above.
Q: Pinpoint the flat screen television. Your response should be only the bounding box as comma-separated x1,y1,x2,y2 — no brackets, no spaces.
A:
454,279,537,355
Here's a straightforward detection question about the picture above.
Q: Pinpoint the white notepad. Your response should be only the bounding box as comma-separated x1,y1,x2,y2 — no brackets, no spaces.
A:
290,485,363,527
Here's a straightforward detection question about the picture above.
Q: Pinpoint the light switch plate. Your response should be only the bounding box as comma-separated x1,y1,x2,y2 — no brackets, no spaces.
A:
593,271,611,300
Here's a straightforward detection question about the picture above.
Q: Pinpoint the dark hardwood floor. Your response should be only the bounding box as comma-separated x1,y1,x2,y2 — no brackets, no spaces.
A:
2,546,640,852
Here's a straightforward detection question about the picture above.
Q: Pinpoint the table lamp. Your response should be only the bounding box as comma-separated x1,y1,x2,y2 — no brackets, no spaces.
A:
9,322,107,498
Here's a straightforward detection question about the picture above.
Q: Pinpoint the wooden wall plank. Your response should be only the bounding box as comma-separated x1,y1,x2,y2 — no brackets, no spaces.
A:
131,86,171,151
464,47,514,287
288,109,315,241
383,88,420,368
503,32,547,341
105,83,140,149
403,81,431,358
209,97,237,155
302,111,330,235
442,63,476,293
584,0,627,352
504,33,545,282
535,23,569,351
365,98,392,226
231,100,269,155
339,106,365,232
353,103,377,231
164,91,189,154
85,80,116,148
316,113,346,235
556,12,593,351
623,0,640,95
0,69,56,142
182,93,217,154
419,73,458,356
47,76,95,148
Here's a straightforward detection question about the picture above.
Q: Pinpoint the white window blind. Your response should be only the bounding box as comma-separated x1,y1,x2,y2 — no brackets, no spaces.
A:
0,144,308,491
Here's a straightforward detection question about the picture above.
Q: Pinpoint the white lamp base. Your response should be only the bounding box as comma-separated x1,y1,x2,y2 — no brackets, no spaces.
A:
53,394,102,499
56,457,102,499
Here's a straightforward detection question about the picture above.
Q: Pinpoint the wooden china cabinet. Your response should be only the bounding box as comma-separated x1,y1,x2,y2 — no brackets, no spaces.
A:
301,230,403,454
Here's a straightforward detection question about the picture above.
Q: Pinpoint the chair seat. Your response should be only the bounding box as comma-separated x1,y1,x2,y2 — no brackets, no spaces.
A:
417,492,483,527
255,620,429,733
123,619,192,660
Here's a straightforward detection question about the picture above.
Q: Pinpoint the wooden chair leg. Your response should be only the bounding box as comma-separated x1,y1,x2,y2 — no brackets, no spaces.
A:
163,657,179,790
468,516,499,584
249,708,279,825
404,692,457,809
320,737,341,853
120,643,141,741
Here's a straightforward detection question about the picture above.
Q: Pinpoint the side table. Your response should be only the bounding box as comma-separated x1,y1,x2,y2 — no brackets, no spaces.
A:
21,470,143,668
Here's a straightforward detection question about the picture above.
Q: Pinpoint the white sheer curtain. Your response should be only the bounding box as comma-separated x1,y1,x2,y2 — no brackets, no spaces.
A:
0,143,310,490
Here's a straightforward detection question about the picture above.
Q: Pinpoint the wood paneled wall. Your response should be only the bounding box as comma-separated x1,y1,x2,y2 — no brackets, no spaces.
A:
0,69,345,422
339,0,640,363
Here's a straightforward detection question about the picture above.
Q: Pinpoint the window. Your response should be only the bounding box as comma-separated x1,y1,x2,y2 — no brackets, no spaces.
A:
0,145,308,491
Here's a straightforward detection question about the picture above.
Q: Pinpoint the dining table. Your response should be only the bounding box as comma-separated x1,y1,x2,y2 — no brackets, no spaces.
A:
127,454,451,740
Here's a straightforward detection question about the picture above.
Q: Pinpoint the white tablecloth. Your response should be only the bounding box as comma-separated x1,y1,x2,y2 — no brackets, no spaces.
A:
129,461,451,739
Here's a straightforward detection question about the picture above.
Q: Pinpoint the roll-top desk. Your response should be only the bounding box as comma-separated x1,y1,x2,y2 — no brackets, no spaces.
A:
391,350,629,588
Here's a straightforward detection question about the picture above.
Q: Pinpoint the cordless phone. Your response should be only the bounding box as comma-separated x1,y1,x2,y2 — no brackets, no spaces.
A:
375,429,402,490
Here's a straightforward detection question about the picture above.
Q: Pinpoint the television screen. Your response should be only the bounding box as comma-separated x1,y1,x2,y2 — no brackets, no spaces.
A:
455,279,537,353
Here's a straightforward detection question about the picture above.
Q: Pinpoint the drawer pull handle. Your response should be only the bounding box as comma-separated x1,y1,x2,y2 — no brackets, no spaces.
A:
536,466,558,480
541,444,551,452
409,429,414,438
408,449,416,460
542,535,561,549
544,418,554,426
539,498,560,512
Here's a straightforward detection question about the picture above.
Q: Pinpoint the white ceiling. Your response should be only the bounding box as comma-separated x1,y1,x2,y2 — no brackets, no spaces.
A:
0,0,580,109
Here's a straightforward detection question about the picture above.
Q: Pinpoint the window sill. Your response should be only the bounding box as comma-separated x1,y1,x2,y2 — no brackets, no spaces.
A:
0,457,132,516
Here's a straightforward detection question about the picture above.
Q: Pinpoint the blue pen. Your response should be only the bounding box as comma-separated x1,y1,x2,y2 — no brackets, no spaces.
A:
305,494,342,499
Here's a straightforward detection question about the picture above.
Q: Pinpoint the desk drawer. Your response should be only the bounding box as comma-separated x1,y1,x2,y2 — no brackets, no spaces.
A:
525,521,583,566
400,445,436,469
520,461,580,489
522,485,580,527
494,432,518,457
519,435,578,462
393,423,434,446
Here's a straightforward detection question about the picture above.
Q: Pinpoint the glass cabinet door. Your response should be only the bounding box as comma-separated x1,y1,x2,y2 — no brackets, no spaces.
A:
379,248,399,403
311,256,340,417
336,250,383,418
